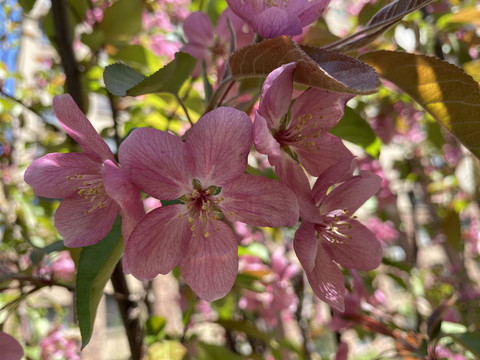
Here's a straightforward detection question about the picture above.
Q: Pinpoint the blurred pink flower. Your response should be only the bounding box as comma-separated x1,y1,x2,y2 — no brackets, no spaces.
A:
24,94,144,247
294,160,383,311
0,332,23,360
227,0,330,38
50,251,76,282
253,62,353,222
150,35,182,60
335,341,349,360
120,107,299,301
40,326,80,360
365,218,399,246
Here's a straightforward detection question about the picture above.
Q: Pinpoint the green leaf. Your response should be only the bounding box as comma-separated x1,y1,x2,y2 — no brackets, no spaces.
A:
98,0,142,41
126,52,196,96
197,343,247,360
360,50,480,160
76,218,124,348
104,63,146,97
330,107,381,157
449,332,480,357
441,209,463,252
17,0,36,13
146,315,166,337
147,340,187,360
217,320,271,342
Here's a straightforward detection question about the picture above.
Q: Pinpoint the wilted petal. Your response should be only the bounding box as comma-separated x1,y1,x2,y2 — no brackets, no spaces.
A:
55,197,119,247
52,94,115,162
185,107,252,185
258,62,295,128
253,113,281,157
103,160,144,221
321,171,381,215
24,152,101,199
293,221,318,272
306,242,345,311
220,173,299,227
269,154,321,223
0,332,23,360
326,220,383,271
119,128,194,200
179,220,238,301
125,205,191,280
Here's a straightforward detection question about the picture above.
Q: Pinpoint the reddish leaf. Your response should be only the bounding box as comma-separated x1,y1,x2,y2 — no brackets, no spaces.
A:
229,36,378,94
360,50,480,160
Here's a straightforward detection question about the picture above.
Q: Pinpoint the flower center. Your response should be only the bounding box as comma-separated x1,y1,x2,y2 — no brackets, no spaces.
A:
315,209,353,245
66,174,111,215
179,179,224,238
275,112,325,153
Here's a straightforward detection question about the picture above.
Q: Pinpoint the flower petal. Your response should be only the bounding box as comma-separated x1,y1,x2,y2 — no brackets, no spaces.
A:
0,332,24,360
185,107,252,185
183,11,214,47
293,221,318,272
179,219,238,301
24,152,102,198
269,154,321,223
306,242,345,311
258,62,296,128
252,8,303,38
55,198,119,247
52,94,115,162
103,160,144,221
297,0,330,27
124,205,191,280
321,171,381,215
119,128,194,200
325,220,383,271
294,132,354,176
311,158,355,205
220,173,299,227
253,113,281,157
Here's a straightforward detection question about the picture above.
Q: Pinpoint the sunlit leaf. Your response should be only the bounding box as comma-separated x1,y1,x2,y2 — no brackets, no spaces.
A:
330,107,381,157
449,332,480,357
99,0,142,41
104,63,146,97
229,36,378,95
147,340,187,360
76,218,124,348
360,50,480,159
324,0,433,52
438,7,480,29
197,343,247,360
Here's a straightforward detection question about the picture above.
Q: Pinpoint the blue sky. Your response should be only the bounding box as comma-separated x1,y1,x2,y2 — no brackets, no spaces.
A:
0,0,22,96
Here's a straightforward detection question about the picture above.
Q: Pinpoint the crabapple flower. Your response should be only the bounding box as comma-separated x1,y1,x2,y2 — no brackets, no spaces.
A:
0,332,23,360
253,62,353,222
293,160,383,311
119,107,299,301
227,0,330,38
40,326,80,360
24,94,144,247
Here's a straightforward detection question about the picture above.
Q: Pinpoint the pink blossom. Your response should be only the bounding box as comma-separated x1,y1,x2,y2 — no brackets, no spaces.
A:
335,341,349,360
119,107,299,301
40,326,80,360
0,332,23,360
253,63,354,222
150,35,182,60
50,251,76,282
24,94,145,247
365,218,399,246
227,0,330,38
294,160,383,311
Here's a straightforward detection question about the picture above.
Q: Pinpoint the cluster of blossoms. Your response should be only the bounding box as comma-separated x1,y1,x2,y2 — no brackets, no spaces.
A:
24,0,384,312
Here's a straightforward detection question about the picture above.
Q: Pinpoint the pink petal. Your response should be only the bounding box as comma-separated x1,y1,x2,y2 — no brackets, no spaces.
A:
293,221,318,272
226,0,255,25
325,220,383,271
185,107,252,185
52,95,115,162
103,160,144,222
54,198,119,247
24,152,101,198
297,0,330,26
290,88,353,132
269,154,321,223
253,113,281,157
294,132,354,176
179,219,238,301
258,63,295,128
0,332,23,360
252,8,303,38
306,242,345,311
124,205,191,280
220,173,299,227
118,128,194,200
321,171,381,215
311,158,355,204
183,12,214,47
